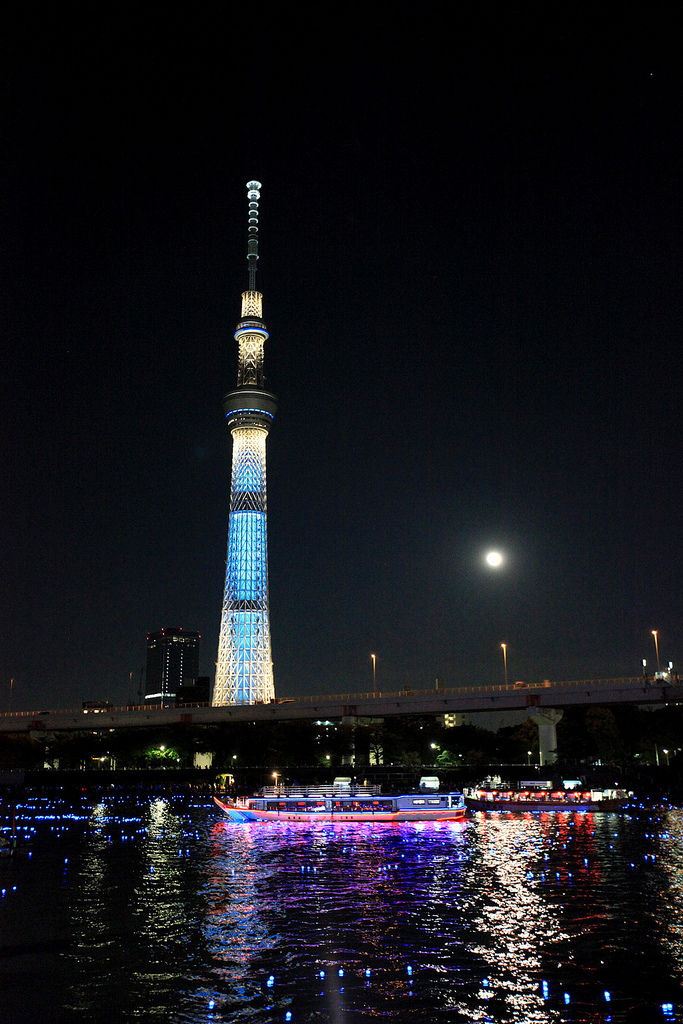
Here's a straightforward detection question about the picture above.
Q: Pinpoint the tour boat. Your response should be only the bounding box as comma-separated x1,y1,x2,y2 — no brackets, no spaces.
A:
214,778,466,823
464,779,633,812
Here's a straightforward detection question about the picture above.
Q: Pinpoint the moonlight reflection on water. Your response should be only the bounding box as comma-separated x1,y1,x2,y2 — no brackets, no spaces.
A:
0,789,682,1021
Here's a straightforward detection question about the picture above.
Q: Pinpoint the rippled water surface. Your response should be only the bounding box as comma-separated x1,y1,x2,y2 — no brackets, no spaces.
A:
2,789,683,1022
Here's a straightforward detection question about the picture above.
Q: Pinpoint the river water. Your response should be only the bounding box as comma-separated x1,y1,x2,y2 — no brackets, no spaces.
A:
1,787,682,1023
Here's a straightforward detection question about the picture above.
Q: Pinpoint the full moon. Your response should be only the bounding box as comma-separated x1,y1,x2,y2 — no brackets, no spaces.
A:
485,551,503,567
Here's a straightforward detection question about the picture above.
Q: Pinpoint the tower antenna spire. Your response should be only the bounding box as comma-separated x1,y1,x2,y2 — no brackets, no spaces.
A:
246,180,261,291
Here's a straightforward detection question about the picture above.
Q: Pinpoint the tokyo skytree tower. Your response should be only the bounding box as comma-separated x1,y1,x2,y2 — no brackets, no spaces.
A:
213,181,277,705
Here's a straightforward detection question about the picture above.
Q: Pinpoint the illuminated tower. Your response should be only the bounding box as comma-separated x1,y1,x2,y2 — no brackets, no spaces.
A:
213,181,277,705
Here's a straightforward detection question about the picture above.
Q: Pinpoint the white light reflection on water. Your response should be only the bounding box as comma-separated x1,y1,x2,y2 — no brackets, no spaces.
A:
62,794,200,1020
458,812,567,1022
653,809,683,981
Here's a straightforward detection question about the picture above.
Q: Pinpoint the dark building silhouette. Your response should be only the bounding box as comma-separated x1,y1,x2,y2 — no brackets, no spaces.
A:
145,627,200,707
176,676,211,706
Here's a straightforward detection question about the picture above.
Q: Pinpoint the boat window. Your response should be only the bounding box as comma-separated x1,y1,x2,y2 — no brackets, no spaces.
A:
412,799,425,805
427,799,441,805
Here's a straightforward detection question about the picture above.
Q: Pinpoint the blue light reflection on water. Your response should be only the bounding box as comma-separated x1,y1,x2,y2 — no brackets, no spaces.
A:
1,793,683,1022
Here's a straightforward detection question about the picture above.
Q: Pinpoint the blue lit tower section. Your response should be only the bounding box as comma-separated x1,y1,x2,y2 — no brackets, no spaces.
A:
213,181,277,705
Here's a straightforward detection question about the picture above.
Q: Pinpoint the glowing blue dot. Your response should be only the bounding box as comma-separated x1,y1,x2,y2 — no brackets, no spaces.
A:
604,991,611,1002
319,970,325,979
407,966,412,976
482,978,489,987
338,968,344,977
285,1014,292,1022
564,992,571,1004
208,999,215,1009
267,975,274,988
365,968,371,978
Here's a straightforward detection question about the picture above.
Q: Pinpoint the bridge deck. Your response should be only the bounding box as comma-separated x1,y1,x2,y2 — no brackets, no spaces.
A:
0,677,680,733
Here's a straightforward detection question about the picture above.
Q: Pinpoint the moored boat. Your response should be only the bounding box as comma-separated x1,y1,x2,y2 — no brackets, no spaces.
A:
464,778,632,812
214,777,466,823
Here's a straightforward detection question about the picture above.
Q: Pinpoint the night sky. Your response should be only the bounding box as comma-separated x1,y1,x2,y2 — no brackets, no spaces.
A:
2,7,682,711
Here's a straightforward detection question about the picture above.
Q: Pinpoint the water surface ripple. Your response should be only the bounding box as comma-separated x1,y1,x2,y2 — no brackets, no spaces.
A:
1,791,682,1021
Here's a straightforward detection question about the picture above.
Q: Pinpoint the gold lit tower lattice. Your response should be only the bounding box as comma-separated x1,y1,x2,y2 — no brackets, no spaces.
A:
213,181,277,706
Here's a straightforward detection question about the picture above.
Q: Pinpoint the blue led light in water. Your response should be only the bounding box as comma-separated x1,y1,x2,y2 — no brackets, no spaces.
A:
208,999,215,1010
319,971,325,979
604,991,611,1002
365,969,371,978
267,976,274,988
662,1005,674,1017
564,993,571,1004
542,981,549,999
482,978,489,987
338,969,344,977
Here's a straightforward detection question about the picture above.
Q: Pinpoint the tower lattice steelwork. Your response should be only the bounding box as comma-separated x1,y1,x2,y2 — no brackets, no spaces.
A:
213,181,277,706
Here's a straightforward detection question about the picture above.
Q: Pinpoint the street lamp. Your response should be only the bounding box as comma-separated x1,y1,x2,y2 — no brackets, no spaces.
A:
652,630,660,671
527,750,532,765
501,643,508,686
663,749,670,766
272,771,279,791
371,654,376,695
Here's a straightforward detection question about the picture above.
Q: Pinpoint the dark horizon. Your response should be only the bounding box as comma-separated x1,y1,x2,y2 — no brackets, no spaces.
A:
2,8,682,711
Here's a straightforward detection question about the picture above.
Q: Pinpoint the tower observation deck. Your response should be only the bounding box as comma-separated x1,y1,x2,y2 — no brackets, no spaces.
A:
213,181,277,706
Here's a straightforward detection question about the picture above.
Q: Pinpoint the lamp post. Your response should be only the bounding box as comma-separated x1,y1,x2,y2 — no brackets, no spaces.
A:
652,630,660,672
272,771,279,792
527,750,532,765
501,643,508,686
663,748,670,766
371,654,376,695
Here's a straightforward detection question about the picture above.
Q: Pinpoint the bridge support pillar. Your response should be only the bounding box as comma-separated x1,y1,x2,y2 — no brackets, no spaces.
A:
527,707,563,766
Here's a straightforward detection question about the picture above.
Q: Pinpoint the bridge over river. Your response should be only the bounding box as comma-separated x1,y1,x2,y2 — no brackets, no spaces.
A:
0,675,680,735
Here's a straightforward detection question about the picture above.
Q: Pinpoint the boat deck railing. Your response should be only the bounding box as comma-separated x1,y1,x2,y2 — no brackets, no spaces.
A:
258,785,382,797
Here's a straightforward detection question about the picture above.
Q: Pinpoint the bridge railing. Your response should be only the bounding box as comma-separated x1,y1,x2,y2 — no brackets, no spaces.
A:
283,675,669,705
1,675,675,720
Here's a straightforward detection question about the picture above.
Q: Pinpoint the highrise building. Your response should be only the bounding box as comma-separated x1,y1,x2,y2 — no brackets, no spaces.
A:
213,181,277,705
145,627,201,707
